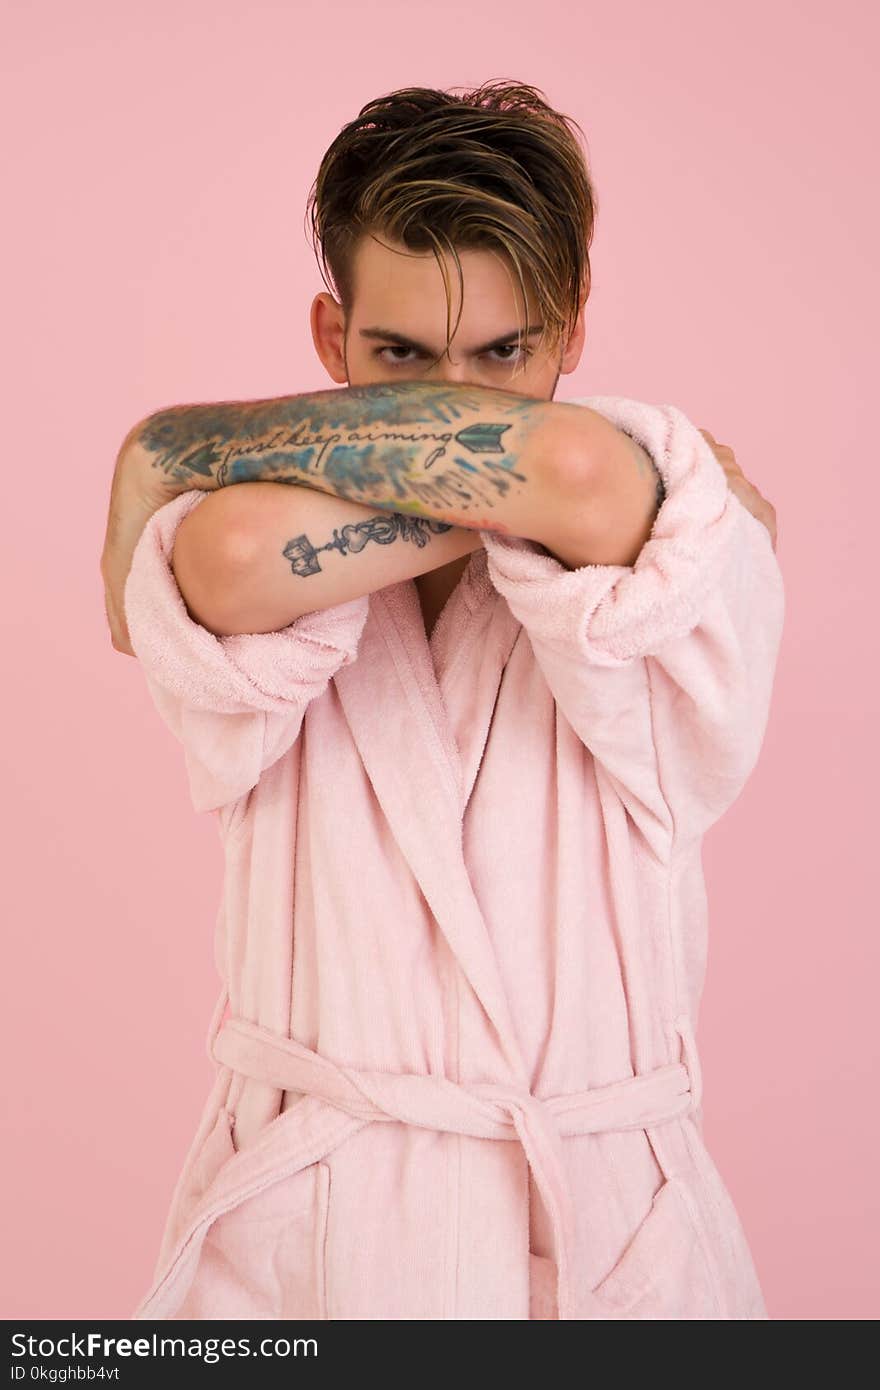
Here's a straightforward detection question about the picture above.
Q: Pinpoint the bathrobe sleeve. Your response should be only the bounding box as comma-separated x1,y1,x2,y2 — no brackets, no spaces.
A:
479,396,785,858
123,488,369,817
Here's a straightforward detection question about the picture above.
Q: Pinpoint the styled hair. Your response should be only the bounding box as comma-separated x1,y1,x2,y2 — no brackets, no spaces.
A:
305,80,598,368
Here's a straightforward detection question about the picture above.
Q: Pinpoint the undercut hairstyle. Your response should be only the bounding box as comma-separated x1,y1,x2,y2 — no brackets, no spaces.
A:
305,80,599,370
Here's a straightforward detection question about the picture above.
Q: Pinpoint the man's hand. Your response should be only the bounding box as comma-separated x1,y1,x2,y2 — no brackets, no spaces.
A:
100,435,176,656
700,428,778,552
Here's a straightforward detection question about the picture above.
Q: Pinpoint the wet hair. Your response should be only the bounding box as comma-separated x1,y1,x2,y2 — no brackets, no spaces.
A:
305,80,598,370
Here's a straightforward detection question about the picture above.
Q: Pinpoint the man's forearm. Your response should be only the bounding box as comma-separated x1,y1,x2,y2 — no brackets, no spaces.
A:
128,381,586,545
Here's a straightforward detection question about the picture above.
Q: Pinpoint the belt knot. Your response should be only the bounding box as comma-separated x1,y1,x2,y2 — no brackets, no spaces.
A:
211,1016,700,1320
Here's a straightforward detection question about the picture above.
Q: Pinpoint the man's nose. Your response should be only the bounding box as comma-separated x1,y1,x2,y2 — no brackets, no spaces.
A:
427,357,477,386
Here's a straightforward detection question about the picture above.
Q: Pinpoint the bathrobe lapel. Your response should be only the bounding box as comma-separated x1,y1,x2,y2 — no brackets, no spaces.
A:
333,571,527,1081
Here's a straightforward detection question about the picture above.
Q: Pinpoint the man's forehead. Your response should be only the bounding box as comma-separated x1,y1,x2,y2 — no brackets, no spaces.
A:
353,234,539,306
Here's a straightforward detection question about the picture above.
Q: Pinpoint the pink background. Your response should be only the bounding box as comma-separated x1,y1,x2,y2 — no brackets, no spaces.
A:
2,0,877,1320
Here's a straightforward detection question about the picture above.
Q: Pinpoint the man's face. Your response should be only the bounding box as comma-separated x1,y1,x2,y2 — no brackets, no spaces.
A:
311,232,585,400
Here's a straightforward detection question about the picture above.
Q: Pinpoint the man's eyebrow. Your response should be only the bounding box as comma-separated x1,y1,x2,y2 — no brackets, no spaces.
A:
358,325,545,355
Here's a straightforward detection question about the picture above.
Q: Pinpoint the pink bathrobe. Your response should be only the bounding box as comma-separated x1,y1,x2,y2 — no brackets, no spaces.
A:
123,394,785,1320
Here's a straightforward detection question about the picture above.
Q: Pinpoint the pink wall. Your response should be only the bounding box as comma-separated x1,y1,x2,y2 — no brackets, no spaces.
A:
2,0,877,1320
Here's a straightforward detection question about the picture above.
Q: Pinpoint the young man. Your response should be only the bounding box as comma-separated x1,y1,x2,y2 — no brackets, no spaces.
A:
102,82,783,1320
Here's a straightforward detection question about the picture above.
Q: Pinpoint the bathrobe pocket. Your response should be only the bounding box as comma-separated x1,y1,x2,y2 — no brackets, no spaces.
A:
173,1160,332,1320
590,1176,723,1319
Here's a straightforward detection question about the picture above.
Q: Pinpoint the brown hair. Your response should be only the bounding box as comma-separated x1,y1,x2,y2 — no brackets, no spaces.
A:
304,80,598,369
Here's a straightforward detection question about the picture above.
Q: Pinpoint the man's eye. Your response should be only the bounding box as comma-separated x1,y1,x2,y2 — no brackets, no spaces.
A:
490,344,532,363
375,344,532,367
376,346,423,365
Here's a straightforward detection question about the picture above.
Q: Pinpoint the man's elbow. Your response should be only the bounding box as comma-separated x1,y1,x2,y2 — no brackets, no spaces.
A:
539,414,665,570
171,494,257,637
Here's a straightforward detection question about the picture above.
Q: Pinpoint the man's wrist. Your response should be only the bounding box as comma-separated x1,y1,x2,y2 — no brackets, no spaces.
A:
124,410,222,499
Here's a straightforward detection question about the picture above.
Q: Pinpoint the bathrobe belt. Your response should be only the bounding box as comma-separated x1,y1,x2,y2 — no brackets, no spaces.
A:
211,1015,702,1321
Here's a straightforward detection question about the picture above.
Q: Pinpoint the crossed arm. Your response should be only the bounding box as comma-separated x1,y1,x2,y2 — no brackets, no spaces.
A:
109,381,663,638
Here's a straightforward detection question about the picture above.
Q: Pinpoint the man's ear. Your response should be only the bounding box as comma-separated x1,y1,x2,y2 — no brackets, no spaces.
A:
310,293,349,384
559,303,587,376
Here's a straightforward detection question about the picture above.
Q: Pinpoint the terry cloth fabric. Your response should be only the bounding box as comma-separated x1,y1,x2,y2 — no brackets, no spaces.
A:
123,395,784,1320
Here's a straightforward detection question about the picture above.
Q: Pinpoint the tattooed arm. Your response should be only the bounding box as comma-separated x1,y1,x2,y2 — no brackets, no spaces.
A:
127,381,590,551
108,382,663,653
171,481,485,635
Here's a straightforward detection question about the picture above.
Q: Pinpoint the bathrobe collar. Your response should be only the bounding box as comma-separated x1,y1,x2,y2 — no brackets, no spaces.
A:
333,547,530,1082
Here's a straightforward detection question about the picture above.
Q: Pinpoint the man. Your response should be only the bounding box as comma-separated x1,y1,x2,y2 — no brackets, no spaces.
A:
101,82,782,1320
